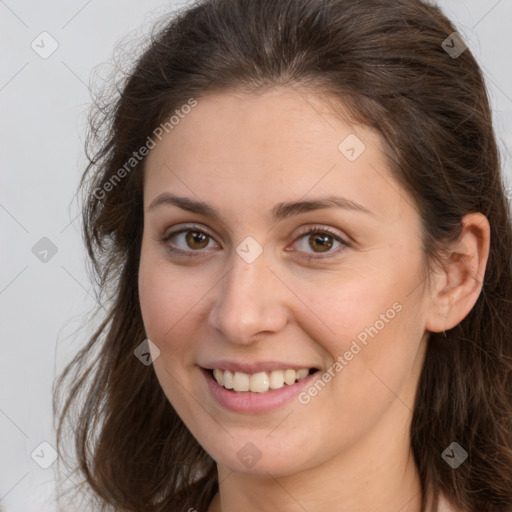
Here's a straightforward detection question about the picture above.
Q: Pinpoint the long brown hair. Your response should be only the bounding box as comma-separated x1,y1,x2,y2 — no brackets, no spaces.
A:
53,0,512,510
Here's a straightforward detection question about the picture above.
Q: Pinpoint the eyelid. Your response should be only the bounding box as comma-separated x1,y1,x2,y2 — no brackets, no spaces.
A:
293,224,349,243
159,223,350,259
161,223,215,241
288,224,350,260
159,223,220,256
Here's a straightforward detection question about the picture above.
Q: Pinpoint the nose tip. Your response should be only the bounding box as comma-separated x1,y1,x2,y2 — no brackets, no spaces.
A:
207,255,288,344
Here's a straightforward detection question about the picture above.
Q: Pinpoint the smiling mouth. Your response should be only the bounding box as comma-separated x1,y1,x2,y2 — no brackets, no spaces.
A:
207,368,319,393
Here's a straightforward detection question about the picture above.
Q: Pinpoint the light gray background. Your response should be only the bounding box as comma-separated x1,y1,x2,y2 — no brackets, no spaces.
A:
1,1,511,511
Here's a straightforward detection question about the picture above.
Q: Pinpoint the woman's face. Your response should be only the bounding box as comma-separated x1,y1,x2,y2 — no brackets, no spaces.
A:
138,86,433,477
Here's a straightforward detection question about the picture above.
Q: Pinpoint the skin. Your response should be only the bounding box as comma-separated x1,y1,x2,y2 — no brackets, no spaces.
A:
138,86,490,512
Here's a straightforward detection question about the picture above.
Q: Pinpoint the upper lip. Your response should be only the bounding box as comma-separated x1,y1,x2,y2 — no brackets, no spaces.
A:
199,360,319,374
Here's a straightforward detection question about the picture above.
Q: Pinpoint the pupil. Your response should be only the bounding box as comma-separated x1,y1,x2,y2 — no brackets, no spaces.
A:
311,233,332,253
187,231,208,249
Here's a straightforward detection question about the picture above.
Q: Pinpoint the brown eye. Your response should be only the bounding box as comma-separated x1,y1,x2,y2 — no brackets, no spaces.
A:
184,231,209,250
161,226,218,256
290,226,350,260
308,233,334,253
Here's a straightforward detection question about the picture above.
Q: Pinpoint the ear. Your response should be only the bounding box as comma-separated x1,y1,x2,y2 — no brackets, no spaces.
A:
425,212,490,333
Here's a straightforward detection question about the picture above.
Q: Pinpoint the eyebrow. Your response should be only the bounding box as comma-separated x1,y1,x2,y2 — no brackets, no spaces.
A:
147,192,375,222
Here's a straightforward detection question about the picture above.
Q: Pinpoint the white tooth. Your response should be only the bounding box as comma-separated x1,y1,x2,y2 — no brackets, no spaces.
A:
296,369,309,380
213,369,224,386
223,370,234,389
269,370,285,389
284,369,297,385
233,371,250,392
218,368,310,392
250,372,270,393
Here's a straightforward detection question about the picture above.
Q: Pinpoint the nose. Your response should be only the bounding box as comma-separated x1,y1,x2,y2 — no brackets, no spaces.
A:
208,247,289,345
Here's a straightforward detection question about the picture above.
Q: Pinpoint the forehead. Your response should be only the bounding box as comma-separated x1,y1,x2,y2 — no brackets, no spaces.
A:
142,86,412,225
144,87,375,176
147,86,364,158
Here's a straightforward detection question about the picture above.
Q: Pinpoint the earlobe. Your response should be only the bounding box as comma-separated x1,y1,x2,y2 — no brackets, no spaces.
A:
424,212,490,334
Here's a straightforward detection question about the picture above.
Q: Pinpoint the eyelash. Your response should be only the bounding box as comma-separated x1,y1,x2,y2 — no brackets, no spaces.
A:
159,224,350,261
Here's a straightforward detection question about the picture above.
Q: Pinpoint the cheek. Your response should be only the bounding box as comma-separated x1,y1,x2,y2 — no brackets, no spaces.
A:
138,252,210,365
294,256,425,403
290,260,416,353
139,261,166,338
138,251,185,343
328,299,423,425
138,255,200,405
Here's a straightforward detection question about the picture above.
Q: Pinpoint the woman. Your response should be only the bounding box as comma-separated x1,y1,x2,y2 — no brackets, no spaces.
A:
53,0,512,511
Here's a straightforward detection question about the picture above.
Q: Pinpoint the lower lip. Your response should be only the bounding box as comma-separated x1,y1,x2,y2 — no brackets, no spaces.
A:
201,367,319,413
